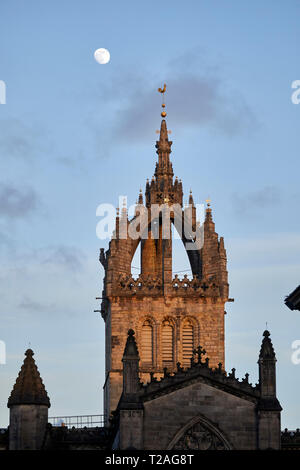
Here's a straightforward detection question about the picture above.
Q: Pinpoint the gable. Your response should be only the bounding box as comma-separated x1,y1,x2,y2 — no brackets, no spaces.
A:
143,381,257,450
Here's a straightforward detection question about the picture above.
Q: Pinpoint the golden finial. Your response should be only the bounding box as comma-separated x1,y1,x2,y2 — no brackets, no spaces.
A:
205,198,211,207
158,83,167,118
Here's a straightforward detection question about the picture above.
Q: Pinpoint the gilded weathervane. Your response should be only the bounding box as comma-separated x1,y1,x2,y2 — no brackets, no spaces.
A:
158,83,167,118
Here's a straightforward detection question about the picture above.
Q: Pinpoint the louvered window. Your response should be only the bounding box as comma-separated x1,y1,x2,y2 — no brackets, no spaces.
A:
162,321,174,363
182,323,194,366
141,322,153,364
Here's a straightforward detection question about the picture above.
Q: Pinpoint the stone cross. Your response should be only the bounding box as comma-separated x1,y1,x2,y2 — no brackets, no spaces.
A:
194,346,206,363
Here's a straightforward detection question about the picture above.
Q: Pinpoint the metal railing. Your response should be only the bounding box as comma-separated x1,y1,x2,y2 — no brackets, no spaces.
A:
48,414,105,428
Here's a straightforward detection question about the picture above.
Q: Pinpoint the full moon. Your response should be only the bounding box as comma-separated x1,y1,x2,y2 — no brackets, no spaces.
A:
94,48,110,64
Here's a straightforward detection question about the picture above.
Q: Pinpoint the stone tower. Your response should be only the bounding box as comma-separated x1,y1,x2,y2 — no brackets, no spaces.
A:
99,92,231,422
7,349,50,450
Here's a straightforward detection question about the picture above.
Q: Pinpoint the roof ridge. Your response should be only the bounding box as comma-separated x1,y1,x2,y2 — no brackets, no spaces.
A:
142,350,259,399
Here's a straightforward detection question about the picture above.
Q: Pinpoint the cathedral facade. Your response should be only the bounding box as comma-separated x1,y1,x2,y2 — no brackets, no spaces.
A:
4,90,293,451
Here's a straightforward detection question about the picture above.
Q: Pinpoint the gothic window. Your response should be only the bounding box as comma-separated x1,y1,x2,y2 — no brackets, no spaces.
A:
141,320,153,364
182,320,194,366
162,320,174,364
171,420,230,450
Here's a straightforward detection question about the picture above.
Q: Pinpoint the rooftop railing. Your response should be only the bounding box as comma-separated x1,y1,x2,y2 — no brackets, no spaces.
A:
48,414,105,428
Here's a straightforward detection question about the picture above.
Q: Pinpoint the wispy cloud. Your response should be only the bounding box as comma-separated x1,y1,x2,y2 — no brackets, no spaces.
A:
0,245,92,324
92,50,258,146
232,186,281,217
0,182,38,219
114,75,257,142
18,296,55,312
42,245,85,272
0,119,42,160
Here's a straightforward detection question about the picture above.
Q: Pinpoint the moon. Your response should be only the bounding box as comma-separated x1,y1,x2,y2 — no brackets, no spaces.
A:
94,48,110,64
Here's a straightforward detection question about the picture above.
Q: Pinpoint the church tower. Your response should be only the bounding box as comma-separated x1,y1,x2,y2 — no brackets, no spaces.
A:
99,86,231,423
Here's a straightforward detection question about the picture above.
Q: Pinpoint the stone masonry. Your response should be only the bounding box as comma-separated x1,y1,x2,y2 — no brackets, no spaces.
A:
99,116,232,422
112,329,282,450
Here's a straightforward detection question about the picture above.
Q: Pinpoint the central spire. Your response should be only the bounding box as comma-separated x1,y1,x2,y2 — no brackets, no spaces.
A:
155,84,173,186
145,84,182,207
155,119,173,183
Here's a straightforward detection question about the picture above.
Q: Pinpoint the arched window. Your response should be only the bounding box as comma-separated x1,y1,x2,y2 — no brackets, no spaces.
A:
141,320,153,364
162,320,174,364
182,320,194,366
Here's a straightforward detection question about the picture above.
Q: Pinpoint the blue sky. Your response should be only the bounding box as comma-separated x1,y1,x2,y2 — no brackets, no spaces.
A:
0,0,300,428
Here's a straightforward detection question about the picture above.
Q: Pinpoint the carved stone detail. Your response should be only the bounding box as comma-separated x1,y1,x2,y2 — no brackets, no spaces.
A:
172,421,228,450
116,273,220,297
